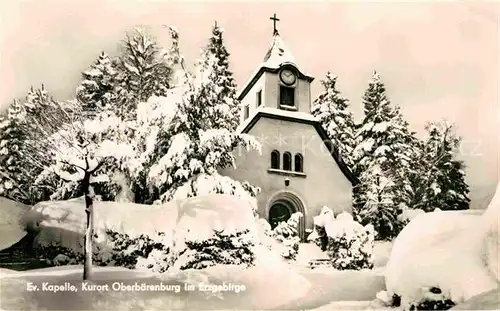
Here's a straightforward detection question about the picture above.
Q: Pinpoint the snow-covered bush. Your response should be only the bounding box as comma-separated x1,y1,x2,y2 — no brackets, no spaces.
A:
325,212,375,270
307,207,374,270
167,194,258,271
272,212,302,260
255,218,274,250
171,229,256,270
307,206,334,251
35,241,95,266
104,230,170,269
52,254,71,266
35,223,172,271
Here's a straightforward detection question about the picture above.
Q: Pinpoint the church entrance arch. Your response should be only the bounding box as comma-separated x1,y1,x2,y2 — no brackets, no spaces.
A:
266,191,306,241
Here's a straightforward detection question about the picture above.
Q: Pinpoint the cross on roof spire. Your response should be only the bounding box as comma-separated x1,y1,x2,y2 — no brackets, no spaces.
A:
270,13,280,34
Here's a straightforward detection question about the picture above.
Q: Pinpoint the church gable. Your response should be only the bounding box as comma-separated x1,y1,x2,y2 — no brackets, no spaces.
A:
239,110,357,185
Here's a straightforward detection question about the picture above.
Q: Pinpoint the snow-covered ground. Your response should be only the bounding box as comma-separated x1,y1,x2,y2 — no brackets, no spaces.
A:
0,261,388,311
0,197,30,251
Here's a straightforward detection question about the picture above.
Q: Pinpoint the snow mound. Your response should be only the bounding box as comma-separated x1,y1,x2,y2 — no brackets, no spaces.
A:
26,197,178,253
385,192,500,309
26,194,259,271
0,197,30,251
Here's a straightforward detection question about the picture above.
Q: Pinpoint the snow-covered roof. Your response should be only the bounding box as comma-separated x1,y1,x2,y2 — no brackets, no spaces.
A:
236,106,318,134
262,31,298,69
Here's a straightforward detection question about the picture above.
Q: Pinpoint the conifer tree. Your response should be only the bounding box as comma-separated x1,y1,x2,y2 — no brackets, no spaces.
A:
196,22,240,131
147,27,260,204
312,73,356,168
75,52,117,114
0,100,31,203
352,71,419,239
412,121,470,211
114,28,173,120
0,86,67,204
354,163,400,240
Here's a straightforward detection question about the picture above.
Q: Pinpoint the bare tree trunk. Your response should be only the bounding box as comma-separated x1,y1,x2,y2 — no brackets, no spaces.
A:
82,172,93,281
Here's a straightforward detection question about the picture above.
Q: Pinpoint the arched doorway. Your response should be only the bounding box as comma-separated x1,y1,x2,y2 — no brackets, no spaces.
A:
266,191,307,241
269,200,293,230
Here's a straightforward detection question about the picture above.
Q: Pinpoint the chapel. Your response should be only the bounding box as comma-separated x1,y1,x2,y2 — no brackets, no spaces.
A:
221,15,356,240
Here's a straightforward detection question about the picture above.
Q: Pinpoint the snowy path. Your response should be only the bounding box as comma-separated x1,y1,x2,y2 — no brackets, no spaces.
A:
276,268,386,310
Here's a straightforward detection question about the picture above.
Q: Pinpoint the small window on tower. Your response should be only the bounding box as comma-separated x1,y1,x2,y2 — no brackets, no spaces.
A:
257,90,262,107
280,86,295,107
243,105,249,120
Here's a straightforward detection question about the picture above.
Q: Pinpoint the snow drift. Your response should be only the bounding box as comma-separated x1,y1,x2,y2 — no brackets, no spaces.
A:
0,197,30,251
24,194,258,264
24,196,178,254
385,184,500,309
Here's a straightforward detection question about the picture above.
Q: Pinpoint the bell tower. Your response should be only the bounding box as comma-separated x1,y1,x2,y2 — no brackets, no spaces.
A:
237,14,315,126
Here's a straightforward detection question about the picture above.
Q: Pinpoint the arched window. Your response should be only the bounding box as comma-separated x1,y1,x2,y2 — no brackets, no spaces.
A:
271,150,280,169
294,153,303,172
283,152,292,171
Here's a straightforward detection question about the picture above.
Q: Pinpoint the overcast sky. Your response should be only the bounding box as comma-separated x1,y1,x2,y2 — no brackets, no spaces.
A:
0,1,498,208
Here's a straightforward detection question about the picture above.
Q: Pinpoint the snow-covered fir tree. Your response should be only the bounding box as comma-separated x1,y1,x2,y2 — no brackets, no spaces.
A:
411,121,470,211
354,163,401,240
75,52,117,114
196,22,240,131
352,71,419,239
114,28,173,120
312,73,356,168
146,27,260,204
352,71,416,177
0,100,31,203
0,86,69,204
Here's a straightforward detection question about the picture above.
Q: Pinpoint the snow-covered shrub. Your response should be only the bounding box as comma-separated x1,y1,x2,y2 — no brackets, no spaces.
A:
34,229,171,270
104,230,170,269
171,229,256,270
35,242,87,266
307,206,334,251
136,248,173,274
272,212,302,260
325,212,375,270
52,254,71,266
255,218,274,250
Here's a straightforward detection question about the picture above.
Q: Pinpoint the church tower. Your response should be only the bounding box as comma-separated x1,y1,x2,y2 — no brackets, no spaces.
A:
222,14,355,241
237,14,315,123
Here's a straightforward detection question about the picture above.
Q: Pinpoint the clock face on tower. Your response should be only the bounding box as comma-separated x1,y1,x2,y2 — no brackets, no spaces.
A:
280,69,296,86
